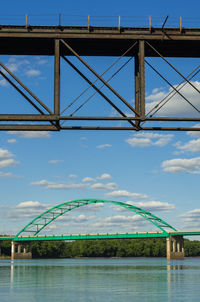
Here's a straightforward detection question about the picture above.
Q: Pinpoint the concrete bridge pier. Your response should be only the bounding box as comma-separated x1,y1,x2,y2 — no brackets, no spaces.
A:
166,236,184,260
11,241,32,259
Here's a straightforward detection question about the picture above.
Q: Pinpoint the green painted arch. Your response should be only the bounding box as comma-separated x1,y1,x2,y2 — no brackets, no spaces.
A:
14,199,177,239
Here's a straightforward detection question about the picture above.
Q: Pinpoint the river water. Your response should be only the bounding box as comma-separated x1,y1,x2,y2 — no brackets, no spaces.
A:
0,258,200,302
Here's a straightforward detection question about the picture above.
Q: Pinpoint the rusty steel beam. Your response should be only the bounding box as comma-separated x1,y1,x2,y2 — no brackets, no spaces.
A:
1,124,200,131
0,115,58,121
54,39,60,115
135,41,145,126
2,115,200,122
0,125,58,131
59,116,200,122
60,126,200,131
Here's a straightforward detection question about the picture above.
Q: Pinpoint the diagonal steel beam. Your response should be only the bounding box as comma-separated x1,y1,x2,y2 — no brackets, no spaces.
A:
147,65,200,117
62,56,137,128
0,71,59,129
145,60,200,115
0,71,45,115
61,39,140,117
0,61,53,114
146,41,200,95
61,42,137,115
70,57,133,117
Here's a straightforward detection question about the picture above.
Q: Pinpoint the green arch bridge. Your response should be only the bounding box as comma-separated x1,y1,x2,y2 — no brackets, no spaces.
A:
1,199,200,259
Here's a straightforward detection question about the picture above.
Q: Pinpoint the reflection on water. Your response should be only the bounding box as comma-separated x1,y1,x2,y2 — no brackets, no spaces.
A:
0,258,200,302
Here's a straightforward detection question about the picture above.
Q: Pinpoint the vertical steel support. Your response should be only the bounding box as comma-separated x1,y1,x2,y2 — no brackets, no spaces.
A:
139,40,145,118
135,40,145,125
54,39,60,116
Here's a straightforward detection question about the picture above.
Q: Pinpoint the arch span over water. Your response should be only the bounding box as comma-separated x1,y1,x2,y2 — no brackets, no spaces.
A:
14,199,177,239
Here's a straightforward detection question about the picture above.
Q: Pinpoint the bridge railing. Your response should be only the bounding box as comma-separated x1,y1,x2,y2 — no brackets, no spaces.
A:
0,14,200,29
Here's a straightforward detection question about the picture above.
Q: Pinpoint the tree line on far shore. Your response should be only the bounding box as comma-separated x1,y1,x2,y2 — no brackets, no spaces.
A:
1,238,200,258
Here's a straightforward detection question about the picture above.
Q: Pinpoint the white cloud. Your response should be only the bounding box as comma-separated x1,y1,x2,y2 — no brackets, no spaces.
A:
93,215,145,229
0,148,12,159
6,201,49,220
0,158,19,169
162,157,200,174
126,132,173,147
0,58,30,79
7,57,30,73
82,177,96,182
30,179,52,186
46,183,86,190
96,144,112,149
146,81,200,117
127,201,175,212
91,182,117,191
8,131,50,138
0,78,8,87
106,190,148,199
30,179,87,190
68,174,78,178
7,139,17,144
97,173,112,180
175,139,200,153
0,171,16,178
25,69,41,77
187,124,200,138
56,214,90,227
17,201,42,208
0,148,19,170
180,209,200,228
35,57,48,65
48,160,63,164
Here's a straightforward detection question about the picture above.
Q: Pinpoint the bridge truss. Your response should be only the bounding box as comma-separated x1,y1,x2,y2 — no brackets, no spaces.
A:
14,199,177,240
1,25,200,131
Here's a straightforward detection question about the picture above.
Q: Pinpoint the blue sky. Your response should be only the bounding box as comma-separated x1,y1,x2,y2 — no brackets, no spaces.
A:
1,0,200,236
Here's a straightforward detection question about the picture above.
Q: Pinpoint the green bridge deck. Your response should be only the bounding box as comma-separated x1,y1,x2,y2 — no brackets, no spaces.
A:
1,231,200,242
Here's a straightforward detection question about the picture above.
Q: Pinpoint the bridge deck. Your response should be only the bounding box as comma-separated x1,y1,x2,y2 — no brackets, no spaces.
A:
0,26,200,57
1,231,200,241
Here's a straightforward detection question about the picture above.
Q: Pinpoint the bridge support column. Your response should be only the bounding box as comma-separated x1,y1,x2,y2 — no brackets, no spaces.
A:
166,236,184,260
11,241,32,259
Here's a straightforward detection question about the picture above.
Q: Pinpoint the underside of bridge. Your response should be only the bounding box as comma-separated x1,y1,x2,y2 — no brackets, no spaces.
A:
1,25,200,131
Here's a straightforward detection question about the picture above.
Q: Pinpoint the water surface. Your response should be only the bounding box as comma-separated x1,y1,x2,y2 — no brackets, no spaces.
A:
0,258,200,302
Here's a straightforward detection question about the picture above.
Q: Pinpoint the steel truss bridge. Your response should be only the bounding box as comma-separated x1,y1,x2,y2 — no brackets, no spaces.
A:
1,24,200,131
